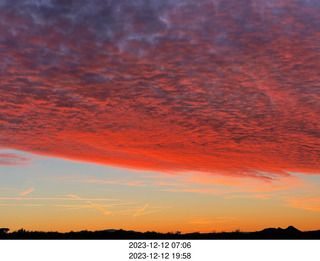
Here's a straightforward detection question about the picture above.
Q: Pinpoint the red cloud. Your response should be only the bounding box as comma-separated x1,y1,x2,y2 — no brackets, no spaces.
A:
0,0,320,179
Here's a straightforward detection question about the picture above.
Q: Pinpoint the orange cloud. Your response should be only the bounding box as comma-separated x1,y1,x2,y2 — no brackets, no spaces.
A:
19,188,34,196
199,173,301,192
134,204,150,217
284,197,320,211
66,194,111,215
87,201,111,215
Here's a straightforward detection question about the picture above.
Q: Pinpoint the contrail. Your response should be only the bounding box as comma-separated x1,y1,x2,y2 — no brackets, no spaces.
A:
134,203,149,217
67,194,111,215
19,188,34,196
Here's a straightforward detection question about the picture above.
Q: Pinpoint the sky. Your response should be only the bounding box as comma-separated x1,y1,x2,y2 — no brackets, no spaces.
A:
0,0,320,233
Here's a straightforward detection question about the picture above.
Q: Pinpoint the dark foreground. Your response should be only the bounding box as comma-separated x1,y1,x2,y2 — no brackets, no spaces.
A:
1,226,320,239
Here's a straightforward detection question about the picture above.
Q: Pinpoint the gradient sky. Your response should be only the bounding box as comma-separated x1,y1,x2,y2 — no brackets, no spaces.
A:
1,0,320,233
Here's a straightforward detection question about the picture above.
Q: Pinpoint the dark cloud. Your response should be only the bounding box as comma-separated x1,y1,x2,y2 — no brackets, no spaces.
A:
1,0,320,178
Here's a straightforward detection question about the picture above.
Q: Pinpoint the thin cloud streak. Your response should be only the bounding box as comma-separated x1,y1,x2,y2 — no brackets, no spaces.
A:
0,204,44,207
134,204,150,217
67,194,111,215
54,172,303,195
19,188,34,196
0,197,119,201
0,152,33,166
53,202,137,209
79,178,147,187
284,196,320,211
87,200,111,215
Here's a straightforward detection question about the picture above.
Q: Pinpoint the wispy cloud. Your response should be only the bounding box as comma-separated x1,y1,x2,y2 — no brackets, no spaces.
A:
0,204,43,207
133,204,170,217
284,196,320,211
83,179,147,187
19,188,34,196
158,188,227,195
134,204,150,217
156,171,304,197
57,176,148,187
123,181,147,187
67,194,111,215
53,202,137,210
0,152,33,166
225,194,275,200
74,178,124,185
87,200,111,215
183,172,303,192
58,171,303,199
155,181,189,187
0,197,119,201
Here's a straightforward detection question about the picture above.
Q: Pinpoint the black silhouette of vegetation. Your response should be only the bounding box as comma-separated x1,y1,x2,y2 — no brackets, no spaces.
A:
0,228,9,235
1,226,320,239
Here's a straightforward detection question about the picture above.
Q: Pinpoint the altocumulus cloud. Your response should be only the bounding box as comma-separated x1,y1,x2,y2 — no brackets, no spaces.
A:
0,0,320,179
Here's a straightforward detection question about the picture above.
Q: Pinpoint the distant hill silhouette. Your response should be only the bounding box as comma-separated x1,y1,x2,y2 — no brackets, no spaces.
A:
257,226,304,239
1,226,320,239
260,225,301,233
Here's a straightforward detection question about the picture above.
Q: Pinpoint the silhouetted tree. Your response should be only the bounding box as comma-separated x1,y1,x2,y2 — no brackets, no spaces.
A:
0,228,9,234
0,226,320,239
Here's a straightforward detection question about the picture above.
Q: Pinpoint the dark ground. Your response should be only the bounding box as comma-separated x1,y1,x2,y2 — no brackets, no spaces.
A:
1,226,320,239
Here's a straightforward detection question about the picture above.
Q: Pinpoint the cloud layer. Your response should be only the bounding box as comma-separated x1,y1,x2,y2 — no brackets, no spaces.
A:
1,0,320,179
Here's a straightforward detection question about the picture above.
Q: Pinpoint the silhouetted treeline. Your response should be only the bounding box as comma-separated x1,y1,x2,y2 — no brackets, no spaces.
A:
1,226,320,239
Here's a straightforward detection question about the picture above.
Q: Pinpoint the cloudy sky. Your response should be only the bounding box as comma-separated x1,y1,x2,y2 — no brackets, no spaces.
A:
1,0,320,233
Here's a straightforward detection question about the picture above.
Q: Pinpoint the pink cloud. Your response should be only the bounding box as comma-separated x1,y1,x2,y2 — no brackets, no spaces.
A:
0,153,33,166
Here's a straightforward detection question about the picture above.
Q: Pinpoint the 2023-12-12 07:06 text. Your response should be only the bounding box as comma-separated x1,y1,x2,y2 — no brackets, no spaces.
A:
129,241,192,249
